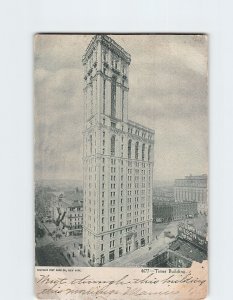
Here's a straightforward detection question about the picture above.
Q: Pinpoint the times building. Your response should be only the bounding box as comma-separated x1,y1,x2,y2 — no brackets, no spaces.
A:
82,35,155,266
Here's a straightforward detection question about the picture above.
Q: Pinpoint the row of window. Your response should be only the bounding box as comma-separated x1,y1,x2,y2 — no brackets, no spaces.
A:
89,133,152,160
102,49,127,72
128,127,153,140
109,137,152,161
98,217,151,232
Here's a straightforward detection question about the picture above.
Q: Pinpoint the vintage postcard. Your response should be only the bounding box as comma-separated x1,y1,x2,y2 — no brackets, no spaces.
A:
34,34,208,299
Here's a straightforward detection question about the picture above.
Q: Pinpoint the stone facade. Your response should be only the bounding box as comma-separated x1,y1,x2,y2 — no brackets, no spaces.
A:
153,201,198,223
174,174,208,214
53,193,83,236
82,35,155,266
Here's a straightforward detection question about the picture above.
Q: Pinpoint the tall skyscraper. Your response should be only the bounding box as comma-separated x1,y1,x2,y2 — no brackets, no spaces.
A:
82,35,155,266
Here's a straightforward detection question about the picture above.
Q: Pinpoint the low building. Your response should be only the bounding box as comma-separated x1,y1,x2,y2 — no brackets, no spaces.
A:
53,190,83,236
147,221,207,268
153,201,198,223
174,174,208,214
153,202,173,223
172,201,198,221
153,186,175,202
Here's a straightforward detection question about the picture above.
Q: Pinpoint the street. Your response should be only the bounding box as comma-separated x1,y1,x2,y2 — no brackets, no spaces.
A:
104,221,178,267
35,217,88,267
35,215,207,267
105,215,207,267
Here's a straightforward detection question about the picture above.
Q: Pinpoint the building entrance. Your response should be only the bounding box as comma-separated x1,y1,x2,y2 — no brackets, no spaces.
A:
109,250,115,261
119,247,123,257
100,254,105,265
141,238,145,247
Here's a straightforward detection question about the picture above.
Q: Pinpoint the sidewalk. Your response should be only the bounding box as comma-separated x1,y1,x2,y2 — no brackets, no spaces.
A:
104,223,176,267
61,243,89,267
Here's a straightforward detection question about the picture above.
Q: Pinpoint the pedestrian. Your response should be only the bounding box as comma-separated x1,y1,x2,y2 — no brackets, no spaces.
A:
73,252,75,257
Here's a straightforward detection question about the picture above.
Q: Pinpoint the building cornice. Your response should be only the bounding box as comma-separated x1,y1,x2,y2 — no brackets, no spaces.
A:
128,120,155,135
82,35,131,65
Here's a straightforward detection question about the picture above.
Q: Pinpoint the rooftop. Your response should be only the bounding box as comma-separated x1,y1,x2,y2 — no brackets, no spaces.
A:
64,190,83,202
128,119,155,135
82,35,131,65
175,174,208,181
169,238,207,263
59,199,83,209
181,217,208,237
153,201,197,207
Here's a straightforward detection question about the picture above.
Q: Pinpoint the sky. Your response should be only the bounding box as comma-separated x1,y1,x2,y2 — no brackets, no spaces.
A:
34,34,208,183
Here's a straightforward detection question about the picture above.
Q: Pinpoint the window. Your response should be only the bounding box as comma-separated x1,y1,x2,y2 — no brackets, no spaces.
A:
148,145,151,161
122,64,126,75
128,139,132,159
115,60,118,69
111,135,116,156
103,49,107,62
93,50,97,63
135,141,139,159
119,247,123,257
111,76,116,117
90,82,93,116
103,80,106,114
122,89,124,120
90,135,92,155
142,144,145,161
109,250,115,261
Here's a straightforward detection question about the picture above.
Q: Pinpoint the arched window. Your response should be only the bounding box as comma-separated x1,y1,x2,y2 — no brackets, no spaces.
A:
90,135,92,155
122,81,125,121
90,82,93,117
135,141,139,159
111,76,117,117
111,135,115,156
142,144,145,161
102,48,107,62
103,79,106,114
128,139,132,159
148,145,151,161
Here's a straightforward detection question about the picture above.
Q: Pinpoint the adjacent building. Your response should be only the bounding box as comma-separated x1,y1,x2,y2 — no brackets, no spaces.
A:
53,191,83,236
174,174,208,214
147,221,208,268
82,35,155,266
153,201,198,223
153,186,175,202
